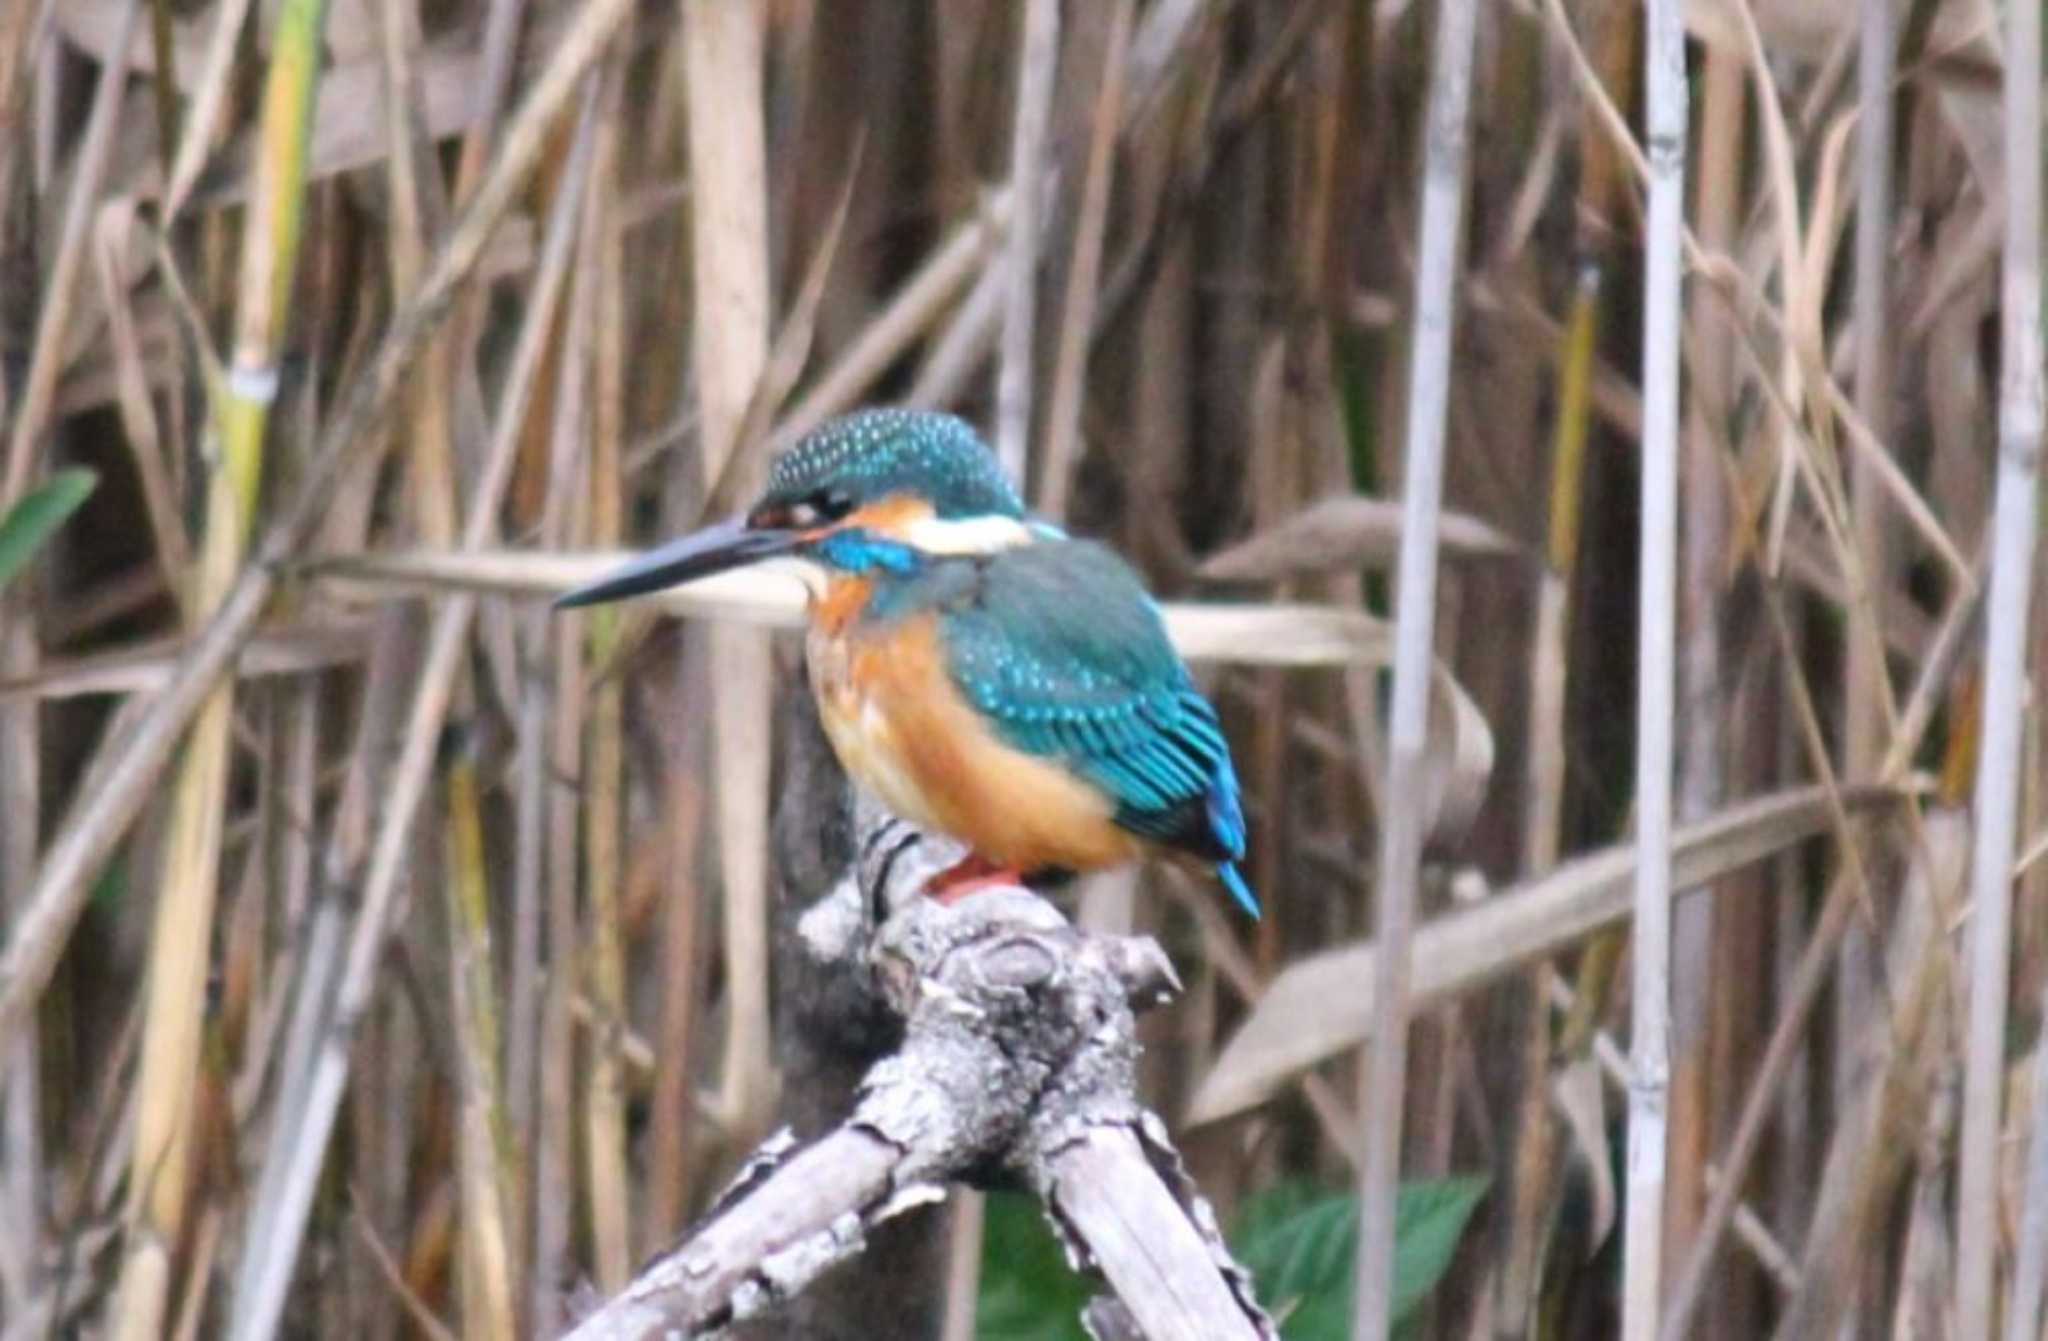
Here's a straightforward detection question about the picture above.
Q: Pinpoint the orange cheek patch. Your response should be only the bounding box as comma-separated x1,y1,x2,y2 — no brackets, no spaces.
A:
842,494,936,539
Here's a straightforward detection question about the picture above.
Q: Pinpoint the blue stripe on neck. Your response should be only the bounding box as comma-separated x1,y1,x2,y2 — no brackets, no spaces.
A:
812,528,922,576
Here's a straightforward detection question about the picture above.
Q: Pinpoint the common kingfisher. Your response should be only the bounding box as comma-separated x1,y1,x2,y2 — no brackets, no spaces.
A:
557,409,1257,916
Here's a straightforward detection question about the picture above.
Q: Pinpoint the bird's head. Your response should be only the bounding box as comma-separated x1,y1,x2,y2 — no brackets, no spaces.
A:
556,409,1034,608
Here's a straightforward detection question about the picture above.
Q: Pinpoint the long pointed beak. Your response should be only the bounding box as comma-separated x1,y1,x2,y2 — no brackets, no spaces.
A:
554,517,802,609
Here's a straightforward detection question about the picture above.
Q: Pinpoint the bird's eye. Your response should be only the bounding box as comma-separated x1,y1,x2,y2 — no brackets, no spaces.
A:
808,489,855,523
771,489,852,531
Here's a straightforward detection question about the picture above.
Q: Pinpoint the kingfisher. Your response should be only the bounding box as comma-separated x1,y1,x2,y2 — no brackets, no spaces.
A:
557,408,1256,916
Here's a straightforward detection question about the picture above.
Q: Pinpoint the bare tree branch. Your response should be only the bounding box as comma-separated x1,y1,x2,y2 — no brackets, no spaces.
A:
564,801,1270,1341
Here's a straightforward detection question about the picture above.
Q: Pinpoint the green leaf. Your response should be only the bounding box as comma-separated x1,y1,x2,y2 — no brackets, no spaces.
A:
975,1192,1092,1341
1231,1175,1489,1340
0,469,97,594
974,1176,1487,1340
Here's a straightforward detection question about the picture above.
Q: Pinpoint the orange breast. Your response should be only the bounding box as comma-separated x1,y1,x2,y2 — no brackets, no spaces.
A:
806,604,1137,874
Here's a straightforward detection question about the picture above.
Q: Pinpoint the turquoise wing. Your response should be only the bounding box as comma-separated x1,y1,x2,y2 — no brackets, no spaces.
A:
933,541,1257,915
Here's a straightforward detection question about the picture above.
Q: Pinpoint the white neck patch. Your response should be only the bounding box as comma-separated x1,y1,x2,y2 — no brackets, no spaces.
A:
899,514,1040,555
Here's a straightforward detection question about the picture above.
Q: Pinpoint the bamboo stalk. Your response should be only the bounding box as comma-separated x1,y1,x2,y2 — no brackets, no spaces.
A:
1350,1,1474,1336
111,4,328,1333
1957,0,2045,1326
1624,1,1688,1336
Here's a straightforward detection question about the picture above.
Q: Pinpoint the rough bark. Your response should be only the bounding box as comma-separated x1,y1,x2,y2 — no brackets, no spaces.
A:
565,696,1270,1340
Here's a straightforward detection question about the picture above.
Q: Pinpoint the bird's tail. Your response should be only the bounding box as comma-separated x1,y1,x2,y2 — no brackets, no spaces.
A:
1217,861,1260,919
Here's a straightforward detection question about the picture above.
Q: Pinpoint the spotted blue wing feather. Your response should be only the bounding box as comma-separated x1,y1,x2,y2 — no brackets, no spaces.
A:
930,541,1259,916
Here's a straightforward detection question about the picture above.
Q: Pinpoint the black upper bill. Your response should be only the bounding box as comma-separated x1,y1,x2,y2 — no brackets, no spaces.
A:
553,517,801,609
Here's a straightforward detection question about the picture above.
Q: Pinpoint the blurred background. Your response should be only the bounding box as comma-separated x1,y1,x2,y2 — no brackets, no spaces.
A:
0,0,2040,1337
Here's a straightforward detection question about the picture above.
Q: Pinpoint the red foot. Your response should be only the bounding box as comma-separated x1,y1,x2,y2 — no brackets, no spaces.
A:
925,853,1027,905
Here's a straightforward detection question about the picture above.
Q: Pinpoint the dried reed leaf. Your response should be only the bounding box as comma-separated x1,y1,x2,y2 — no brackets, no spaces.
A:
1197,494,1526,582
310,549,1400,669
1187,784,1912,1126
91,199,191,596
0,620,370,699
1551,1055,1614,1256
55,0,206,77
1421,665,1494,855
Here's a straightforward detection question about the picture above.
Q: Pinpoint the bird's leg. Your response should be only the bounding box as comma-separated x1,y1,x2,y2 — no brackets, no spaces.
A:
924,852,1027,904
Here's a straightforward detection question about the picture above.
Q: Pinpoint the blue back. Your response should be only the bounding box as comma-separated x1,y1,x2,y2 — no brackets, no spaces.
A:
855,540,1257,916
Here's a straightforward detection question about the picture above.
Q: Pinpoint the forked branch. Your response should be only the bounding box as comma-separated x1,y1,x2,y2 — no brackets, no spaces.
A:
564,807,1271,1341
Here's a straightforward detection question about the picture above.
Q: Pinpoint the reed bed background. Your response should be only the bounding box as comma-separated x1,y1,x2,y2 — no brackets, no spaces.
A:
0,1,2042,1337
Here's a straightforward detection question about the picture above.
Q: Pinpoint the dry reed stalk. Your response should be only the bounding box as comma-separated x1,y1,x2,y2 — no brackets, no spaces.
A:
909,253,1007,409
16,3,2042,1331
525,80,613,1329
1957,0,2045,1325
681,0,777,1148
504,608,548,1161
1496,263,1596,1333
1671,36,1753,1334
1,0,138,505
0,0,636,1070
995,0,1058,480
646,707,708,1244
111,3,325,1333
0,2,48,228
1666,38,1742,1332
1624,0,1688,1335
1554,978,1800,1291
939,1190,986,1341
1037,0,1133,520
1846,0,1896,787
1658,543,1988,1337
1771,811,1962,1339
91,202,194,608
580,62,632,1290
225,73,607,1341
0,4,75,1307
533,609,585,1333
157,0,256,224
1539,0,1970,597
374,0,460,556
1350,2,1474,1337
1820,7,1900,1331
773,189,1009,448
1247,340,1294,982
2009,973,2048,1340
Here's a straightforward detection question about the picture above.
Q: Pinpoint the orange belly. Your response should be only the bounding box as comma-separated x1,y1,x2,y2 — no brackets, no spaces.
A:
807,606,1137,874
